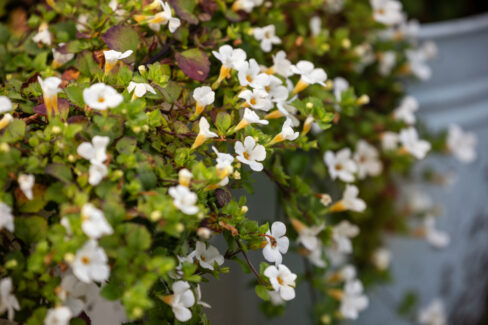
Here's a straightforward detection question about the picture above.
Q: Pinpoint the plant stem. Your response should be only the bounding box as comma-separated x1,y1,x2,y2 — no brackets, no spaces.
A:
235,239,264,285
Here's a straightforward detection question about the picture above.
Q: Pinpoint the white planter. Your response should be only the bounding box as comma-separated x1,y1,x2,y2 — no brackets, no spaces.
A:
360,12,488,325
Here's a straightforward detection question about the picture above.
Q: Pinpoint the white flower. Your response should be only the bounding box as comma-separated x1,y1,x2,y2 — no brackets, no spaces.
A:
234,108,269,132
264,264,297,301
32,22,52,46
235,136,266,172
339,265,357,282
271,51,293,77
0,203,14,232
333,77,349,104
0,113,12,130
291,218,325,251
378,51,396,76
381,131,399,150
191,241,224,270
146,1,181,32
424,216,450,248
169,185,199,215
292,60,327,94
192,86,215,116
72,240,110,283
38,76,62,115
340,280,369,319
406,48,432,81
332,220,359,254
0,96,12,114
262,221,289,265
269,119,299,145
354,140,383,179
331,185,366,213
52,44,74,68
370,0,404,26
164,281,195,322
237,59,270,88
418,299,446,325
77,136,110,186
238,89,273,111
399,127,431,159
0,277,20,321
372,247,391,270
264,75,289,102
178,169,193,187
324,148,357,183
127,82,156,100
57,273,90,315
253,25,281,52
405,186,433,213
44,306,72,325
447,124,477,163
191,117,218,150
76,14,89,33
81,203,113,239
18,173,35,200
83,83,123,110
232,0,263,13
394,96,418,125
212,146,234,179
212,45,247,84
103,50,133,73
310,17,322,36
268,290,285,306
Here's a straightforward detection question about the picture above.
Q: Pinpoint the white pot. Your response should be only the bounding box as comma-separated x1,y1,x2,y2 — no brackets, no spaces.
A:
361,12,488,325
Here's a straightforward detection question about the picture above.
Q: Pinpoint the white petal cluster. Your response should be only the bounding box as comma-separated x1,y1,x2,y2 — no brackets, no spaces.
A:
370,0,404,26
0,277,20,321
238,89,273,111
424,215,450,248
191,241,224,270
372,247,392,271
447,124,477,163
83,83,123,110
103,49,133,64
264,264,297,301
237,59,269,88
0,96,12,114
292,60,327,86
262,221,289,265
52,44,74,67
167,281,195,322
169,185,199,215
333,77,349,105
332,220,359,254
235,136,266,172
81,203,113,239
193,86,215,107
232,0,263,13
0,203,14,232
127,81,156,99
72,240,110,283
418,299,446,325
147,1,181,32
38,76,62,98
77,135,110,185
340,280,369,319
378,51,396,76
57,273,92,315
324,148,357,183
253,25,281,52
393,96,418,125
271,51,293,77
341,185,367,212
18,173,35,200
212,45,247,70
354,140,382,179
32,22,52,46
44,306,72,325
399,127,431,159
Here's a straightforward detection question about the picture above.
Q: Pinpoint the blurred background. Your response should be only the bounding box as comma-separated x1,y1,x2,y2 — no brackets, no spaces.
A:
200,2,488,325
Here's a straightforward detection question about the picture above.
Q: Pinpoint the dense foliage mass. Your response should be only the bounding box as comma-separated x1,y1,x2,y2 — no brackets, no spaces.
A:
0,0,477,324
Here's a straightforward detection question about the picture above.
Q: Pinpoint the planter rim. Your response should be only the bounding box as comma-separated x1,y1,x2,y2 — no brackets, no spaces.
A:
419,12,488,39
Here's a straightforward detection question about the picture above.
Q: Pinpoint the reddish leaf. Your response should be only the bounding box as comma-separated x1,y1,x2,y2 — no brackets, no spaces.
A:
175,48,210,81
34,98,70,116
102,25,140,54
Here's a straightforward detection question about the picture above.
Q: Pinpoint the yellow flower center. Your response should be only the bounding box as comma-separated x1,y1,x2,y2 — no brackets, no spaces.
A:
81,256,91,265
98,96,105,103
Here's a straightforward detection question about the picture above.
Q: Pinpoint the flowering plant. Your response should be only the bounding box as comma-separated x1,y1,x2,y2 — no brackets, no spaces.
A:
0,0,477,324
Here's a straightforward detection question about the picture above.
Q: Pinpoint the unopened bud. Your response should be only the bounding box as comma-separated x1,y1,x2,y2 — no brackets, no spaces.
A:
150,211,162,221
342,38,351,49
132,126,141,134
175,223,184,233
357,94,370,105
68,154,76,162
241,205,248,214
52,126,62,134
138,65,147,74
0,143,10,152
197,227,212,239
233,171,241,180
306,102,314,109
64,253,75,263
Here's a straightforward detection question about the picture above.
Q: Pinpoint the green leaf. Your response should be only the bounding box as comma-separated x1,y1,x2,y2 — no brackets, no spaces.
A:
14,216,47,245
100,279,124,300
255,285,270,301
1,118,25,143
64,85,85,107
45,163,73,183
125,224,151,250
168,0,199,24
116,137,137,155
102,25,140,54
215,111,231,133
175,48,210,81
